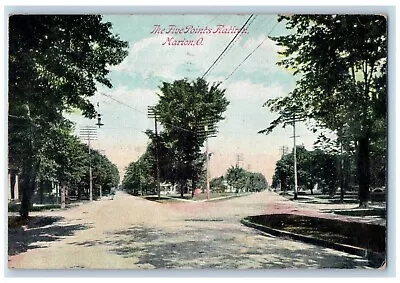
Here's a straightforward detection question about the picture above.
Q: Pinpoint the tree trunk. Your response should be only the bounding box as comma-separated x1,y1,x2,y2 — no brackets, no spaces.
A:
39,180,43,204
10,170,16,200
357,136,371,208
78,185,82,201
61,182,66,209
19,159,39,220
191,178,196,198
19,173,35,219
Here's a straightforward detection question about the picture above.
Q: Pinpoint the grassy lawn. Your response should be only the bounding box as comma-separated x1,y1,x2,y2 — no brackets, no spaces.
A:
142,192,249,203
245,214,386,253
193,192,250,201
8,202,83,213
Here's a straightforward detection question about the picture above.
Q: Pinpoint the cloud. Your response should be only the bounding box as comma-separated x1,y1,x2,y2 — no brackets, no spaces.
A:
223,79,286,101
110,28,281,83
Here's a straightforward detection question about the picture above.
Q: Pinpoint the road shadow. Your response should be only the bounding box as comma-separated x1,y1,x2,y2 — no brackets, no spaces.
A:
8,216,91,256
70,224,377,269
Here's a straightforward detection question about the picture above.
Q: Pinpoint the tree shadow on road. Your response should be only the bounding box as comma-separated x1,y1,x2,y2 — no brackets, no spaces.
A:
70,224,378,269
8,216,91,256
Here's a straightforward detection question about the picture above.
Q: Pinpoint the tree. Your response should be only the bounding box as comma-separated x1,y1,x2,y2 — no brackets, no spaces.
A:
8,15,128,218
272,146,340,196
226,166,247,193
154,78,229,197
89,149,120,197
210,176,227,193
225,166,268,193
260,15,387,207
248,172,268,192
122,139,167,197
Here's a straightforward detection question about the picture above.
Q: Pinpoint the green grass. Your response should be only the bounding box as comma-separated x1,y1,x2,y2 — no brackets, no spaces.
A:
193,192,236,201
8,203,81,212
330,208,386,218
141,192,249,203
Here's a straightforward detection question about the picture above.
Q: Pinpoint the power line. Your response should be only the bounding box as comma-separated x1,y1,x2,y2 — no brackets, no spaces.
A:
201,14,254,79
225,21,280,81
98,92,147,116
98,91,196,134
206,15,258,76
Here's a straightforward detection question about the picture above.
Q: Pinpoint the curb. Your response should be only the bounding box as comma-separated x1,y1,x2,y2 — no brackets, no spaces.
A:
240,217,385,267
201,193,251,202
158,196,195,202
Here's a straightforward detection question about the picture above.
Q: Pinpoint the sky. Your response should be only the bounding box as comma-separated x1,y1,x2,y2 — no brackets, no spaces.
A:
66,14,330,183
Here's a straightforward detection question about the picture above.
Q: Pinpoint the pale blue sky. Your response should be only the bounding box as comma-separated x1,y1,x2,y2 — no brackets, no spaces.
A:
67,14,328,182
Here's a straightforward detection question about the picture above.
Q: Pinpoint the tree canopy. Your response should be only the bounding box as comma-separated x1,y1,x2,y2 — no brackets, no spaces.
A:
260,15,387,207
8,15,128,218
153,77,229,196
272,146,341,196
225,166,268,193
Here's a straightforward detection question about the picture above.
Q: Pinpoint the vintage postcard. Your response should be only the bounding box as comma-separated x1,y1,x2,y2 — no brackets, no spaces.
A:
7,12,388,271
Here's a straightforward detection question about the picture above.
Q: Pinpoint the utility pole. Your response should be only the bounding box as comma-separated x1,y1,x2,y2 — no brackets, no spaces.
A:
80,126,97,201
274,107,305,200
279,145,289,157
98,149,106,199
205,126,210,200
89,103,104,200
197,119,217,200
236,153,244,168
289,113,302,200
292,115,298,200
148,106,161,199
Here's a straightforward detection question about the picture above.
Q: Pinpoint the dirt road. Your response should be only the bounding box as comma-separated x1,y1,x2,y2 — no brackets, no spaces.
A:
8,191,374,269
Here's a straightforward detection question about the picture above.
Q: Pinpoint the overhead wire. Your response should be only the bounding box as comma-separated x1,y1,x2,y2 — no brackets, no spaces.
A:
201,14,254,79
97,91,196,134
224,20,280,81
96,16,282,136
205,15,258,77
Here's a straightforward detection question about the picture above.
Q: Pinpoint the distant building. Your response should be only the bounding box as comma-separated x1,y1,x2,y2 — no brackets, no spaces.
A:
160,183,177,195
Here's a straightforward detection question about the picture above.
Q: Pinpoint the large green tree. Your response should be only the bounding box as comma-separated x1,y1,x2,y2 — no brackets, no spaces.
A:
154,78,229,197
122,146,157,196
225,166,268,193
273,146,340,196
8,15,128,218
260,15,387,207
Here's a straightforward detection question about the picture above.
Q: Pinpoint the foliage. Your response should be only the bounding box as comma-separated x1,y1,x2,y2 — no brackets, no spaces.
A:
225,166,268,193
260,15,387,207
153,77,229,196
8,15,128,218
272,145,342,195
210,176,227,193
88,149,120,196
122,137,207,197
122,144,157,196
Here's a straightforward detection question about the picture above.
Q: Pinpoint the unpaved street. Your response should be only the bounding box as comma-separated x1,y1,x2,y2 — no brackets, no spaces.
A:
8,191,373,269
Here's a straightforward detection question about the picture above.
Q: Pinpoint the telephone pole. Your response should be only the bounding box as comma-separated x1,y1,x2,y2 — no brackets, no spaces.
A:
289,113,302,200
292,115,299,200
98,149,106,199
205,127,210,200
235,153,244,168
148,106,161,199
80,126,97,201
279,145,289,157
196,118,217,200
